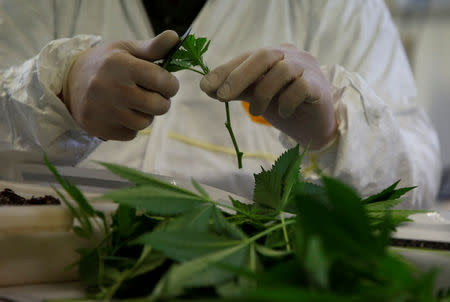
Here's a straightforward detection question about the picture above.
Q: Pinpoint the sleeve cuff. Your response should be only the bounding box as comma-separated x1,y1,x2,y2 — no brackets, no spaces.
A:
36,35,103,163
1,35,103,164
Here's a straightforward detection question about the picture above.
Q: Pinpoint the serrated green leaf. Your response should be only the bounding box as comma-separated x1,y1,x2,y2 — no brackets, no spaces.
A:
253,145,304,210
294,192,374,259
363,180,401,203
65,182,95,216
130,246,165,278
98,162,199,197
171,49,191,61
281,146,306,209
160,203,214,232
362,180,416,204
194,37,207,56
45,155,95,217
212,207,247,240
51,185,93,237
191,178,210,198
365,199,403,211
272,145,302,177
253,168,283,209
389,186,416,200
165,34,211,74
102,186,205,216
154,242,249,296
165,61,193,72
182,35,198,58
321,176,373,244
184,246,249,288
201,40,211,55
284,181,325,213
368,209,424,226
230,197,252,214
133,230,241,262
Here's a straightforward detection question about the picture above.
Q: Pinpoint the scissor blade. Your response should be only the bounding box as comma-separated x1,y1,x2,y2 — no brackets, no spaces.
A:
160,26,192,68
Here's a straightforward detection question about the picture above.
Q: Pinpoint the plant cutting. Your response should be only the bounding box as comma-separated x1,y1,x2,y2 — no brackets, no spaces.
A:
162,34,244,169
43,145,449,302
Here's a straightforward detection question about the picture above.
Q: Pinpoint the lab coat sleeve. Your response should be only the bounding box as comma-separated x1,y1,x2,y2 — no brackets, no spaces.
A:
0,2,102,164
282,0,441,209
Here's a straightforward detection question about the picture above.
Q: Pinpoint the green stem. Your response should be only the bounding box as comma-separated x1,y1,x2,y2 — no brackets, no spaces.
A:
104,271,130,301
279,187,294,251
280,213,292,251
103,247,152,300
225,102,244,169
198,197,295,244
246,219,295,243
194,59,244,169
198,60,210,75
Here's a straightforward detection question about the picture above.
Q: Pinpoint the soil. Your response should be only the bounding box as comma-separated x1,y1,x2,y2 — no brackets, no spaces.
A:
391,238,450,251
0,188,60,206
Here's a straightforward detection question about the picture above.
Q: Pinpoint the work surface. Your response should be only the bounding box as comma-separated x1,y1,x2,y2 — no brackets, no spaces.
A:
438,199,450,211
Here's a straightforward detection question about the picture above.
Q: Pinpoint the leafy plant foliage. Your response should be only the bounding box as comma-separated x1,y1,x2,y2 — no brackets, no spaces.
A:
44,145,449,302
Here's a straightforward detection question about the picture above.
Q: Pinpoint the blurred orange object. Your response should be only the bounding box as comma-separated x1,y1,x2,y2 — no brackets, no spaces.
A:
241,102,271,126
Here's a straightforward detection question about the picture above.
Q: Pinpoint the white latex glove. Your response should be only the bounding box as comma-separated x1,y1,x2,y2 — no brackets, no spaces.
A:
200,44,337,150
62,30,180,140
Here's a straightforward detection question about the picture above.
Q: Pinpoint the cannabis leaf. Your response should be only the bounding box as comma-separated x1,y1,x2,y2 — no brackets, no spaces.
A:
252,145,306,251
44,155,107,238
253,145,305,210
363,181,424,228
164,35,210,74
362,180,416,204
102,185,205,216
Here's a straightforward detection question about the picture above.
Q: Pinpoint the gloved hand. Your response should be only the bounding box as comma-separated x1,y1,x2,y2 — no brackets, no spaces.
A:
200,44,337,150
62,30,180,140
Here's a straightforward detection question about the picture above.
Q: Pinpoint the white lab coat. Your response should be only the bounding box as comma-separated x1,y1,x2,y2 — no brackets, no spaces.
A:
0,0,441,208
413,6,450,168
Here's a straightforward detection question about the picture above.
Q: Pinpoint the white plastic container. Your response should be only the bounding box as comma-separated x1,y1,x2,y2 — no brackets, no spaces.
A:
0,181,108,286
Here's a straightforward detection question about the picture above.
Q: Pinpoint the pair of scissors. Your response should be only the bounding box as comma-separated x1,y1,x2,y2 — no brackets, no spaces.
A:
159,26,192,68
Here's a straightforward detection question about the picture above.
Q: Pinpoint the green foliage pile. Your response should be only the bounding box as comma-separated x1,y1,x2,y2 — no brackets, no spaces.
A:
44,145,449,302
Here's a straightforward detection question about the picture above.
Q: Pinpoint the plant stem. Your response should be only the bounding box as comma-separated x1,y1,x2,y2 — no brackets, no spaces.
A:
225,102,244,169
197,62,244,169
247,219,295,243
104,271,130,300
280,213,292,251
198,60,210,75
280,190,293,251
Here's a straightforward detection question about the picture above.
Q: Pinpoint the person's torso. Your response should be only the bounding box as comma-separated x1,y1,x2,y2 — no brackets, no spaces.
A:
71,0,310,198
2,0,411,198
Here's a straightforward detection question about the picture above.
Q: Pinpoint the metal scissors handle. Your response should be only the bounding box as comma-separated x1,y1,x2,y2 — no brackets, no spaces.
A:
159,26,192,68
